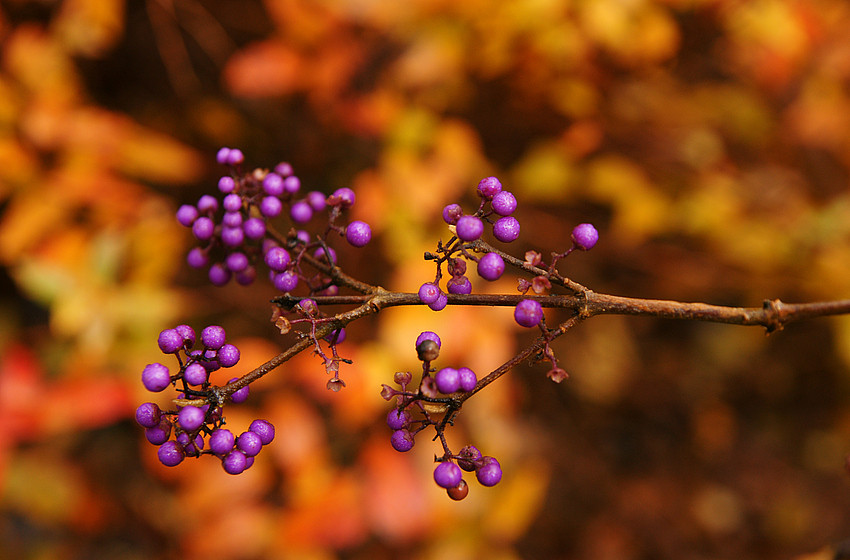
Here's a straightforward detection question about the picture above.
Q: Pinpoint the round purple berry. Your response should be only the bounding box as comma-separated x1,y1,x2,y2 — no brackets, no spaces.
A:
447,276,472,295
345,220,372,247
197,195,219,214
433,461,462,489
225,251,249,272
331,187,355,207
229,377,250,403
306,191,326,212
386,408,411,430
216,147,231,165
415,331,441,349
514,299,543,328
209,428,235,455
226,148,244,166
208,263,231,286
264,246,291,272
183,362,208,386
457,444,482,472
477,252,505,281
236,430,263,457
428,292,448,311
313,246,336,264
260,196,282,218
283,175,301,193
157,441,185,467
390,429,415,452
435,367,460,394
418,282,441,305
220,226,244,247
217,175,236,193
242,217,266,240
201,325,226,349
157,328,183,354
262,173,284,196
290,200,313,223
142,363,171,392
475,456,502,486
273,271,299,292
458,367,477,392
145,420,172,445
249,419,275,445
176,204,198,227
442,203,463,225
192,216,215,241
491,190,517,215
223,193,242,212
477,176,502,199
275,162,293,176
222,449,248,474
571,223,598,251
455,215,484,241
493,216,520,243
218,344,240,367
135,402,161,428
187,247,208,269
178,405,205,431
175,324,196,347
222,211,243,228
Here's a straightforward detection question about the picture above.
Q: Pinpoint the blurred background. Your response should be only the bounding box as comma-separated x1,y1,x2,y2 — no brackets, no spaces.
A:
3,0,850,558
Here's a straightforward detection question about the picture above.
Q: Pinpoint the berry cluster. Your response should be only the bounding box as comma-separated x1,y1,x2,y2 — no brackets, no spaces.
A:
176,147,371,291
423,176,598,330
137,324,275,474
381,331,502,500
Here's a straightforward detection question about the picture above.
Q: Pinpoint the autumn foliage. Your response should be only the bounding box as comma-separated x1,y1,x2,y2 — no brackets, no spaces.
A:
3,1,850,558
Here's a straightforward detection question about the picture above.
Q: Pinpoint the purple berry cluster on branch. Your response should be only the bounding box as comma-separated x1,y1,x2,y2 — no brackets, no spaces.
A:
380,331,501,500
138,324,275,474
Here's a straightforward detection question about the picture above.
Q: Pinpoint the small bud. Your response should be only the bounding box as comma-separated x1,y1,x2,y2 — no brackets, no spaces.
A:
547,367,569,383
394,371,412,386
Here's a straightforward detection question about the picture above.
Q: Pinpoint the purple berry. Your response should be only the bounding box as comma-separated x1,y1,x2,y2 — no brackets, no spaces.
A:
331,187,355,207
477,252,505,281
493,216,520,243
209,428,235,455
428,292,448,311
306,191,326,212
176,204,198,227
447,276,472,295
262,173,284,196
390,429,415,452
183,362,208,385
187,247,208,269
222,449,248,474
175,324,195,347
157,441,185,467
275,162,293,176
491,190,517,215
236,430,263,457
571,223,598,251
260,196,282,217
283,175,301,194
218,344,240,367
218,175,236,193
313,246,336,264
324,328,346,344
386,408,411,430
433,462,462,489
249,420,275,445
229,377,250,403
223,193,242,212
201,325,226,349
142,363,171,392
435,367,460,394
264,246,291,272
514,299,543,327
477,176,502,199
273,271,299,292
178,405,205,431
442,203,463,225
455,215,484,241
192,217,215,241
243,217,266,240
415,331,441,349
290,200,313,223
345,220,372,247
236,267,256,286
157,328,183,354
220,226,244,247
418,282,441,305
475,456,502,486
145,419,171,445
197,195,219,214
208,263,231,286
216,147,231,165
225,252,249,272
458,367,477,392
135,402,161,428
226,148,244,166
222,211,243,228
